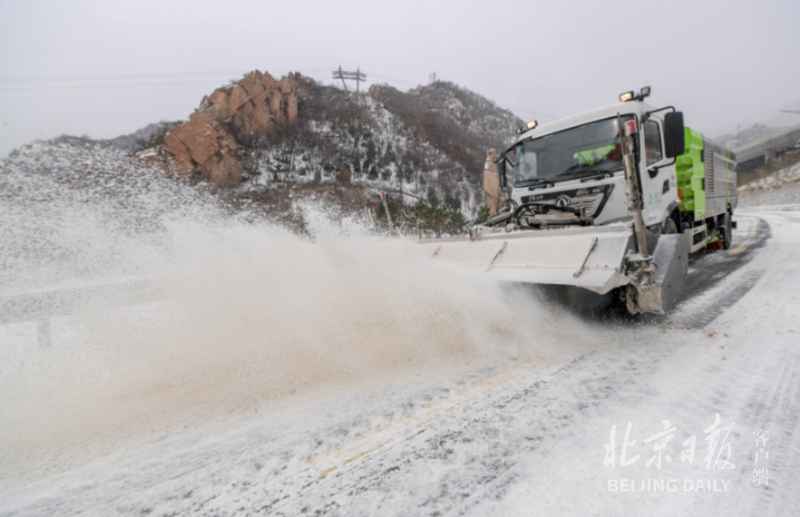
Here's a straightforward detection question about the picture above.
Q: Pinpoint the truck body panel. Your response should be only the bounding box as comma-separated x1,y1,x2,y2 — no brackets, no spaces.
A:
676,128,738,221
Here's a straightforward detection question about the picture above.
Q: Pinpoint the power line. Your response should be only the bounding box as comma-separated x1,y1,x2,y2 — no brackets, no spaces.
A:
0,71,341,93
332,66,367,93
0,81,240,92
0,68,422,93
0,68,442,91
0,72,246,84
0,69,555,122
0,69,333,85
369,73,417,87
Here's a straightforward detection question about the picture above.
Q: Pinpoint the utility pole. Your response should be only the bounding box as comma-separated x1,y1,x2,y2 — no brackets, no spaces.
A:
332,66,367,93
333,65,348,91
736,125,741,147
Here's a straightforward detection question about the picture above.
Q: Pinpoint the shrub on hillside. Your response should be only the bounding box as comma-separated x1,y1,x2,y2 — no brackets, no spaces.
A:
405,198,469,237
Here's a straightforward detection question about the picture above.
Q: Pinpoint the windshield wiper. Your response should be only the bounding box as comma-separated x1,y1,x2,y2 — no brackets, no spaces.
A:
579,171,615,182
556,167,608,178
528,182,555,191
517,178,550,187
518,178,556,190
518,177,548,185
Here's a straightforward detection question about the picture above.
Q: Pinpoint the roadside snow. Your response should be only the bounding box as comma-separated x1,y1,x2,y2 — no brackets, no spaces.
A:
738,162,800,208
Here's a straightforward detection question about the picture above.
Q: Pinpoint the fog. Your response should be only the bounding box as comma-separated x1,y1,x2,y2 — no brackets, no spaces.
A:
1,0,799,157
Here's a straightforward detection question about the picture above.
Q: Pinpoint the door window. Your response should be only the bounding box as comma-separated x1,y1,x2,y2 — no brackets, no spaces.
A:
644,120,663,166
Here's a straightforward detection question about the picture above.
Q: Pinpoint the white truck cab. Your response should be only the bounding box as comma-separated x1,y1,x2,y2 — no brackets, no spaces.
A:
500,90,685,236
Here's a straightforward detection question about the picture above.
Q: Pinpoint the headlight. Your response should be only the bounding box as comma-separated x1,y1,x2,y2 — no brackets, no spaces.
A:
619,91,634,102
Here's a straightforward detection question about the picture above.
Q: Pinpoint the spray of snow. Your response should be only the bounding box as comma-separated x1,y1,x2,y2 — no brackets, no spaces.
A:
0,147,589,468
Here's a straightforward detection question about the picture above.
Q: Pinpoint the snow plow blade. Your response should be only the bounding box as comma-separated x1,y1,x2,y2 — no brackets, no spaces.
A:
418,225,636,295
417,225,688,314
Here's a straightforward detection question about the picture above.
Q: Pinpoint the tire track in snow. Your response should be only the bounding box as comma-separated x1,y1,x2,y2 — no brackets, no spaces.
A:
744,348,800,515
307,360,544,477
269,354,597,516
667,215,770,329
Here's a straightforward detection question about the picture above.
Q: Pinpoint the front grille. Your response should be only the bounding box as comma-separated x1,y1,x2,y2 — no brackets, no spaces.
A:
570,193,604,216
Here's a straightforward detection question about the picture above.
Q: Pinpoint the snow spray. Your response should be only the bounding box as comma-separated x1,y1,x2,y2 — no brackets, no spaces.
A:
0,143,584,467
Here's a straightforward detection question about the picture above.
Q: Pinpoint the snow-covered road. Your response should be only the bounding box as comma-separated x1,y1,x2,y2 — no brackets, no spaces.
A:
2,212,799,516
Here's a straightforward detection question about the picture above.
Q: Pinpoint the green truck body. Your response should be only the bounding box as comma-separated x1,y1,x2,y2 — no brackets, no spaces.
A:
676,127,737,221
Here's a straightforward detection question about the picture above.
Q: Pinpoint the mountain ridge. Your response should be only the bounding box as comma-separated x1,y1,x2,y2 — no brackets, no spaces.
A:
1,70,524,235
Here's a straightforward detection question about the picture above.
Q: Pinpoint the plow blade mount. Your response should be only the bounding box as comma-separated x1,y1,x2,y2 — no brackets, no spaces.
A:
418,225,636,295
636,234,688,314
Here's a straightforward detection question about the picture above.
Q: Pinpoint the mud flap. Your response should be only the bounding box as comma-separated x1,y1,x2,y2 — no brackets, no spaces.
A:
637,234,688,314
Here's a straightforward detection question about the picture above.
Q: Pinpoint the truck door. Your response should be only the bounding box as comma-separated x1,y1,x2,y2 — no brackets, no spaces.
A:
641,118,677,229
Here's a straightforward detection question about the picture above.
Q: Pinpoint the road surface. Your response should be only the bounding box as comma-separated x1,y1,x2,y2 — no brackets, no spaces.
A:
1,212,798,516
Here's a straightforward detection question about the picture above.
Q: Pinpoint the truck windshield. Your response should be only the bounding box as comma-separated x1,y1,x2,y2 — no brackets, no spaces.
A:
514,115,634,186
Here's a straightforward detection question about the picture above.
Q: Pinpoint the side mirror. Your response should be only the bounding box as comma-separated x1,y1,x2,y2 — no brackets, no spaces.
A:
663,112,685,159
498,156,507,188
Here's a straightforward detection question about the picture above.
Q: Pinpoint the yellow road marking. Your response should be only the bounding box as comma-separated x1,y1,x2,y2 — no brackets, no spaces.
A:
729,241,749,255
729,226,758,254
306,360,539,477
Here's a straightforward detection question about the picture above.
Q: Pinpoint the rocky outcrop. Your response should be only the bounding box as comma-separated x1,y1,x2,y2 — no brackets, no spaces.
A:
155,71,312,187
125,73,520,211
447,90,466,118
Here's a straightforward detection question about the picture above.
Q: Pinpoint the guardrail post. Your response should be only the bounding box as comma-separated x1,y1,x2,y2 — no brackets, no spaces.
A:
379,191,395,235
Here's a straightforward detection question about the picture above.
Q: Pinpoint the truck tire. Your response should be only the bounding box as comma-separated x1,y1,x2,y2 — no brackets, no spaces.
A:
665,217,678,235
721,213,732,250
616,284,639,316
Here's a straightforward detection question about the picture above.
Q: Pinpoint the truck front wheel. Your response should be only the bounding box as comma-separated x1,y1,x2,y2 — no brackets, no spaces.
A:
665,217,678,235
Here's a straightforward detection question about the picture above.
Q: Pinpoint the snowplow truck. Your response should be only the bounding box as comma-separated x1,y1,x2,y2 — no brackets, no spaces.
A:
419,87,737,315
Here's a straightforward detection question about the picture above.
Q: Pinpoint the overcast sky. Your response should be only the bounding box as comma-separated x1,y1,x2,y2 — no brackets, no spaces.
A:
1,0,799,157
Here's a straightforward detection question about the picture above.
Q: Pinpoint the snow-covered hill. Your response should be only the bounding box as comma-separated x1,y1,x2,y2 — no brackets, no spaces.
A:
1,72,523,234
715,124,789,150
215,75,523,217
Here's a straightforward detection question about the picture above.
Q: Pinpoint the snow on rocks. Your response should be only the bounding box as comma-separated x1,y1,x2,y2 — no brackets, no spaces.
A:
738,162,800,208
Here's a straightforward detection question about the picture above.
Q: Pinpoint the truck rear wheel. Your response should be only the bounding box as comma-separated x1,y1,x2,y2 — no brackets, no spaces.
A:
720,213,732,250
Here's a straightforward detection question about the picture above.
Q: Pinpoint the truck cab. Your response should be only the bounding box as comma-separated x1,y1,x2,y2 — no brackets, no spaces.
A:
502,94,684,236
